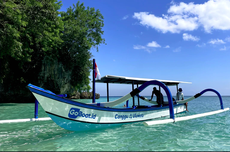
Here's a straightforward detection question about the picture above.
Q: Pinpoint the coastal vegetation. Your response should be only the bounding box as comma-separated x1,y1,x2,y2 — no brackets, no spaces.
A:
0,0,105,102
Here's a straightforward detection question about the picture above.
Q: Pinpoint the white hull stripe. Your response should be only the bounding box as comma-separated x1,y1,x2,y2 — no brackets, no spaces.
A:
45,110,184,124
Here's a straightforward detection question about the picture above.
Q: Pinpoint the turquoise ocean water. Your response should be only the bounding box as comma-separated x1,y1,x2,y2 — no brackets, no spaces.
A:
1,96,230,151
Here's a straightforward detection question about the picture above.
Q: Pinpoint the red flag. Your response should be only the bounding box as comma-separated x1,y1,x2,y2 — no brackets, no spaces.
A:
95,62,101,80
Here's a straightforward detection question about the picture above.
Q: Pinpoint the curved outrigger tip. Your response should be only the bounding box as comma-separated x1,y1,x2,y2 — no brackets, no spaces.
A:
143,87,229,126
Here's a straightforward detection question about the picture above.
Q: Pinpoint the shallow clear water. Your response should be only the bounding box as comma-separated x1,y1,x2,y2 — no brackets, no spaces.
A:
1,96,230,151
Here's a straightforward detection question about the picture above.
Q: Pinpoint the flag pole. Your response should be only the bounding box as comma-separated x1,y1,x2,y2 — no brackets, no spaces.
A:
92,59,96,103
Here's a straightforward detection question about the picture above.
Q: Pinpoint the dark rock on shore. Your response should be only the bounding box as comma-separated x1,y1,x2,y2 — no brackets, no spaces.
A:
0,89,100,103
70,91,80,99
0,86,35,103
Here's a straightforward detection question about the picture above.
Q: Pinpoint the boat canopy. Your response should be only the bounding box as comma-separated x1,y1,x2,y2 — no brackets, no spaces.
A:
95,75,191,86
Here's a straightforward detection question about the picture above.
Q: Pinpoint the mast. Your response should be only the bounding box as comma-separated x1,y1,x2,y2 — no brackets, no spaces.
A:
92,59,96,103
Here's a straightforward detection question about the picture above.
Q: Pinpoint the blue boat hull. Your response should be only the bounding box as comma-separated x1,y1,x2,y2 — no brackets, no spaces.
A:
48,113,123,132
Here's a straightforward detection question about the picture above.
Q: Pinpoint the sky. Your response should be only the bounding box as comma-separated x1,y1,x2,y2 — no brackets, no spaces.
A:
59,0,230,96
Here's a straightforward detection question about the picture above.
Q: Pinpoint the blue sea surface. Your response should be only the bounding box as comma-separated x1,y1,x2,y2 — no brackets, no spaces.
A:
1,96,230,151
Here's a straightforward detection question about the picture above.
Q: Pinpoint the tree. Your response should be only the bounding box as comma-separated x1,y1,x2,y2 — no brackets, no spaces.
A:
58,1,105,93
0,0,105,102
0,0,63,102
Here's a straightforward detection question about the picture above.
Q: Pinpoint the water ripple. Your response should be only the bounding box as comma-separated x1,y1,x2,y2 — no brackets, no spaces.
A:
1,97,230,151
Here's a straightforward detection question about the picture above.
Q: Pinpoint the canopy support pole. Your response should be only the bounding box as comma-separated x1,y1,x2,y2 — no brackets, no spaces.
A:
107,82,109,102
137,84,140,106
132,81,135,107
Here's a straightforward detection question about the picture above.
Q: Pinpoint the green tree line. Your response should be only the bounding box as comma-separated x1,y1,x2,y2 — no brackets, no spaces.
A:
0,0,105,102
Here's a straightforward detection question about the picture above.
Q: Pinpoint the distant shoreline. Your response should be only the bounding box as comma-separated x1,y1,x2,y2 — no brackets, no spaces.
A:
99,95,230,97
1,95,229,103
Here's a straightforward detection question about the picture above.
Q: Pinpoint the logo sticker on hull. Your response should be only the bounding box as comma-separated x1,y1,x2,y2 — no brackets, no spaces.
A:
68,108,96,119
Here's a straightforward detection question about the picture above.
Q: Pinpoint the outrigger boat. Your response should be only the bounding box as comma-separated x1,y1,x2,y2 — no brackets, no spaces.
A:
27,59,229,131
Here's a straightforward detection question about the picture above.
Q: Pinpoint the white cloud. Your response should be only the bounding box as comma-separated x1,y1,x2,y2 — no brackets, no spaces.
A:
133,45,151,53
133,0,230,33
133,45,146,50
220,46,227,51
173,47,181,52
147,41,161,47
133,12,198,33
122,15,129,20
183,33,200,41
164,45,170,48
196,43,206,47
208,39,225,44
225,37,230,42
134,40,161,53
